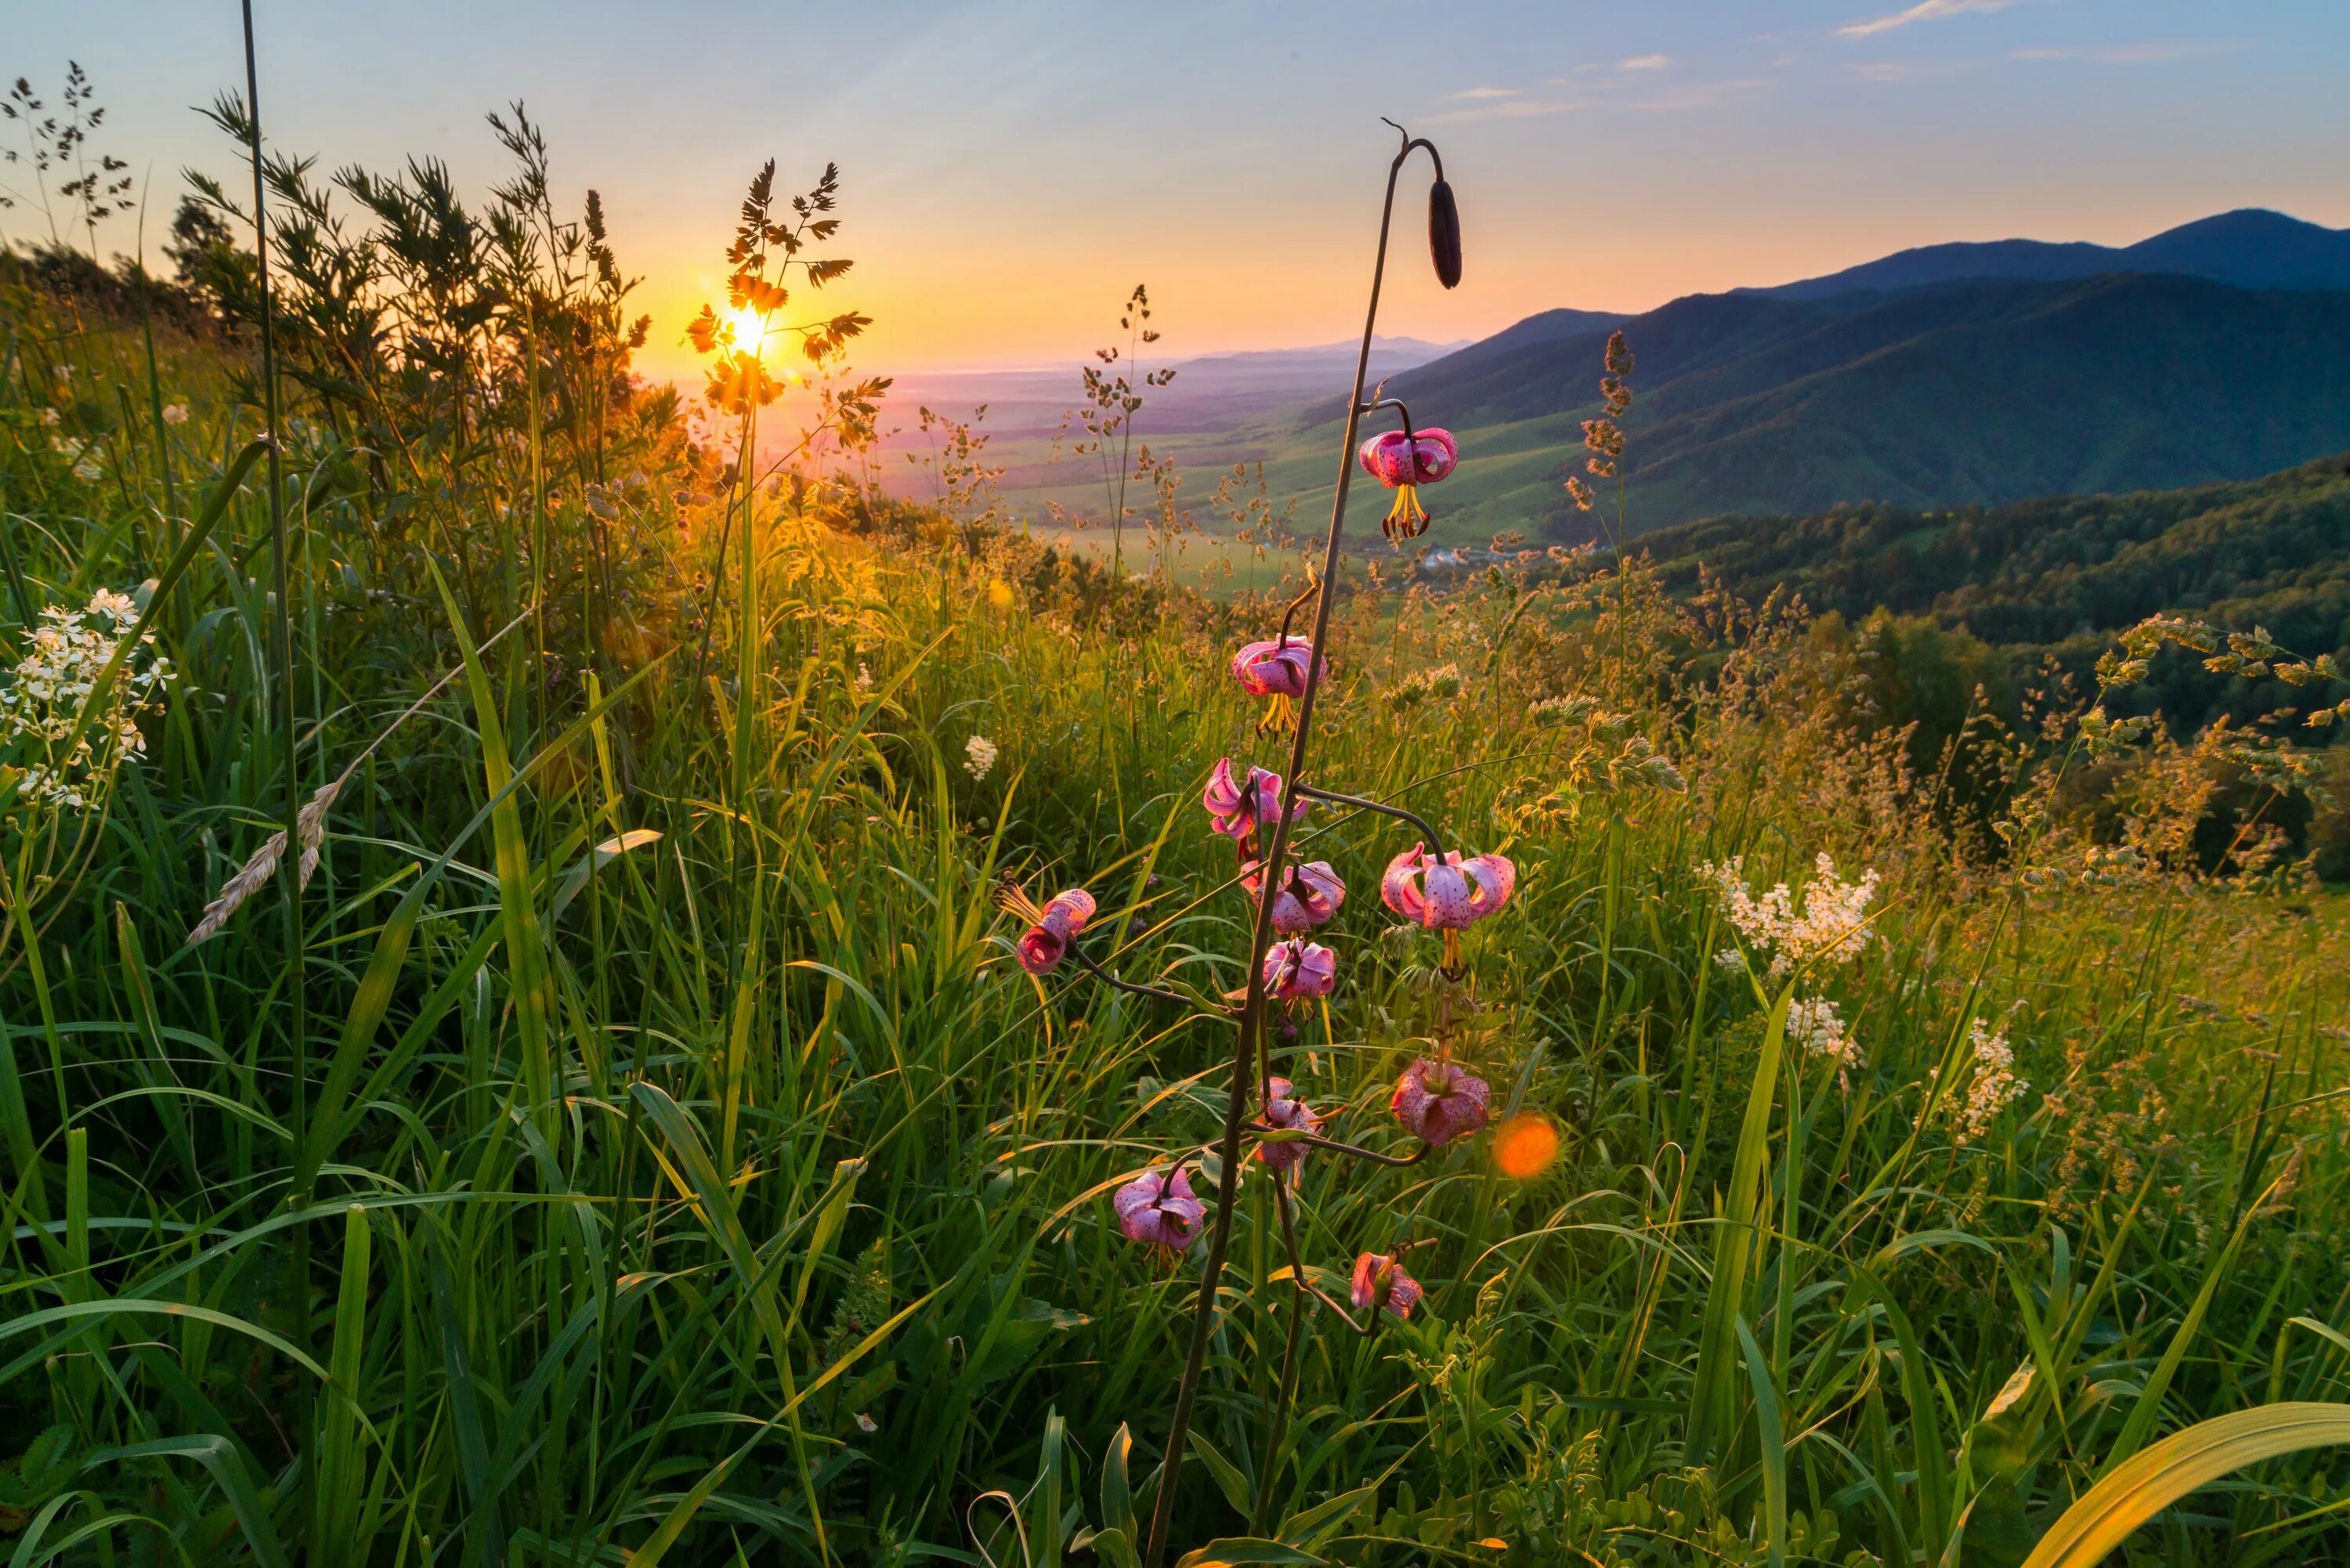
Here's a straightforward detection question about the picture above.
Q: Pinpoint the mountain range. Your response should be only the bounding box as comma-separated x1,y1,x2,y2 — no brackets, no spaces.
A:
878,208,2350,551
1349,208,2350,540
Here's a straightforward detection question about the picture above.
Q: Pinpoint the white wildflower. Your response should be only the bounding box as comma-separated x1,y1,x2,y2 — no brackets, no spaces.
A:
161,402,190,426
1702,852,1881,977
1936,1017,2029,1143
1787,995,1862,1071
964,735,999,782
855,663,873,692
2,590,175,814
39,407,60,427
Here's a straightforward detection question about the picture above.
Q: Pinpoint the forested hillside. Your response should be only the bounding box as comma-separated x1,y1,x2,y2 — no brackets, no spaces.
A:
1640,451,2350,732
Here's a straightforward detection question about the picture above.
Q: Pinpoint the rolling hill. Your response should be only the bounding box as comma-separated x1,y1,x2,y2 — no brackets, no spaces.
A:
1356,271,2350,541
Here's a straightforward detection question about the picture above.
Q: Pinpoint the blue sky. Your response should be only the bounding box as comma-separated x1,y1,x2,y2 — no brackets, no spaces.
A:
9,0,2346,375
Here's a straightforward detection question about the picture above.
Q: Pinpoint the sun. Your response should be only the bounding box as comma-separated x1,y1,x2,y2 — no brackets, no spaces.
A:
726,305,767,353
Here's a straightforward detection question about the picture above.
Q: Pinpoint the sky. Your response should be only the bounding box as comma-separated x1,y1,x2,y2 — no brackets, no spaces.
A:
9,0,2348,384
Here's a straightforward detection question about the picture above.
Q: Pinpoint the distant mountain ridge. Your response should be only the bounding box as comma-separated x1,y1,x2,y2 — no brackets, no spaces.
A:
1739,209,2350,301
1331,208,2350,540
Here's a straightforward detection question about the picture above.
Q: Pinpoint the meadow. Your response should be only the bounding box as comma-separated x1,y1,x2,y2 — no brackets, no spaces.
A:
4,90,2350,1568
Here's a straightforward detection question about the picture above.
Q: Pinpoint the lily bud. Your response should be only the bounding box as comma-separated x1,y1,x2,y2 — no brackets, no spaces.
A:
1428,179,1462,288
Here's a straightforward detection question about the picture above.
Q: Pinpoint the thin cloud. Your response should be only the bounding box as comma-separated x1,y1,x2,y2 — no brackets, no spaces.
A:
1838,0,2027,39
1425,97,1584,123
1449,85,1520,99
1632,78,1771,110
1620,54,1672,70
2012,40,2239,63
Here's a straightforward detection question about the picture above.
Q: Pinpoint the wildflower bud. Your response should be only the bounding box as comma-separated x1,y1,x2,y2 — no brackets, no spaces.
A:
1390,1057,1491,1147
1428,179,1462,289
1350,1252,1423,1318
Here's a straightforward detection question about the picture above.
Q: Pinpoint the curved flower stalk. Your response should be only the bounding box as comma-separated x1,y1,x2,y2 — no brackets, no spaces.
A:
1358,424,1458,544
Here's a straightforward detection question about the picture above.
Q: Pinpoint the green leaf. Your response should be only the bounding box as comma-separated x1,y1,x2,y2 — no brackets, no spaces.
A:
2021,1403,2350,1568
1187,1428,1253,1518
1174,1540,1326,1568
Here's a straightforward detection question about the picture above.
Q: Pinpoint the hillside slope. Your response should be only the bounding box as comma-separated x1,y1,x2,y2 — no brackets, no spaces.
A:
1354,273,2350,539
1640,450,2350,733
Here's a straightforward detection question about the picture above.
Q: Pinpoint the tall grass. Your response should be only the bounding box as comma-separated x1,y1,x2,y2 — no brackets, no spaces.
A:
1,117,2348,1568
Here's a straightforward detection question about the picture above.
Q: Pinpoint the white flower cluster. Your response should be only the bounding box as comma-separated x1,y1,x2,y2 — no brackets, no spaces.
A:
1705,852,1881,977
964,735,999,782
1938,1017,2029,1143
49,433,103,482
1786,995,1863,1071
2,590,174,812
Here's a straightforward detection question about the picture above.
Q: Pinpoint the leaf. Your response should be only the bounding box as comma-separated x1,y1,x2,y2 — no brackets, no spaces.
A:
1174,1541,1326,1568
2020,1402,2350,1568
1277,1483,1376,1551
1187,1428,1253,1517
84,1435,289,1568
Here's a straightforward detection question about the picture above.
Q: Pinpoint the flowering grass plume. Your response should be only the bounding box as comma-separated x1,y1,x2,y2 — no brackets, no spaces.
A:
964,735,999,780
1787,995,1862,1073
186,779,342,946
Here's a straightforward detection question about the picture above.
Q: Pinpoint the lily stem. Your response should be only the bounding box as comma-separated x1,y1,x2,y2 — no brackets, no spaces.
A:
1290,782,1447,864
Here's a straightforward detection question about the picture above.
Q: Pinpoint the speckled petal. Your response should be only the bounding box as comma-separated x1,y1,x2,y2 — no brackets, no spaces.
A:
1382,844,1428,921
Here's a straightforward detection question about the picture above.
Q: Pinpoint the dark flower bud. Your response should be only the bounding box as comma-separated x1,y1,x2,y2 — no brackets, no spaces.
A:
1428,179,1462,289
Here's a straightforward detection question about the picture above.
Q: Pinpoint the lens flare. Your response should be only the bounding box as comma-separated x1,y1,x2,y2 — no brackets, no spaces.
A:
1491,1112,1560,1180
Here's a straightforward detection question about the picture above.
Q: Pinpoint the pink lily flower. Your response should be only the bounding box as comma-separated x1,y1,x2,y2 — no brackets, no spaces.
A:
1381,843,1516,967
1231,636,1325,732
1390,1056,1492,1147
1203,758,1308,851
1253,1077,1323,1174
1241,858,1346,934
997,885,1097,975
1357,427,1459,544
1115,1165,1206,1249
1262,938,1337,1002
1350,1252,1423,1319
